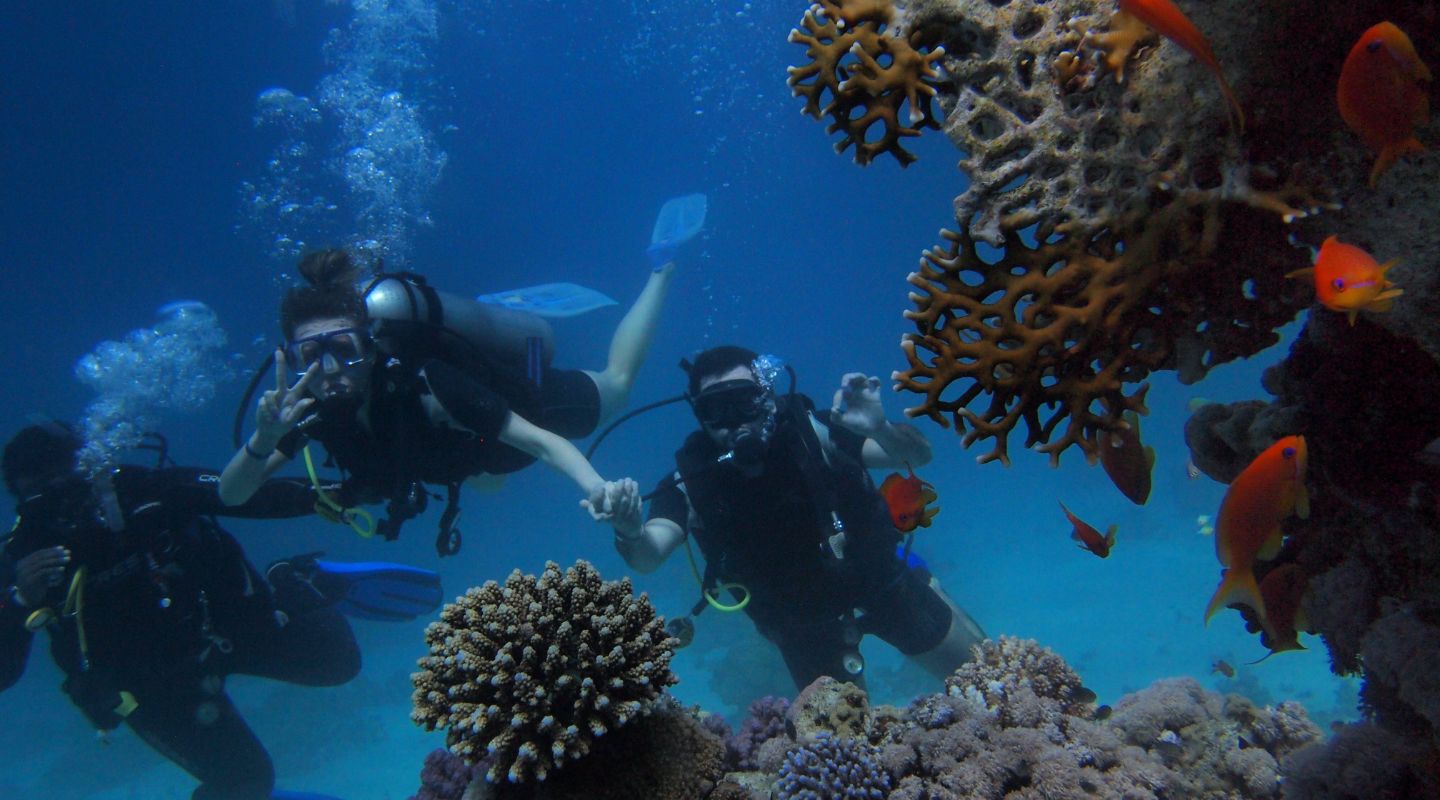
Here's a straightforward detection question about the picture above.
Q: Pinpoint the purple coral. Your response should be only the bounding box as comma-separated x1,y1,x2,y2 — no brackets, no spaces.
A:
776,733,891,800
409,749,481,800
730,696,791,771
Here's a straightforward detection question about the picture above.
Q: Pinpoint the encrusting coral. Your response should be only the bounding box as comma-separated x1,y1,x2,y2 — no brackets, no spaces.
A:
786,0,946,166
410,560,677,783
711,637,1321,799
875,0,1329,465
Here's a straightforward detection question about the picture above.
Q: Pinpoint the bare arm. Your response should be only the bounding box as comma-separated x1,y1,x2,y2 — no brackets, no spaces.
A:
859,420,933,469
496,411,606,497
220,354,317,505
608,478,686,573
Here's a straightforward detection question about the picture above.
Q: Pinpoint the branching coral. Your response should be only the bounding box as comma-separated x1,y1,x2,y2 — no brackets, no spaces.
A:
478,698,727,800
410,560,677,783
786,0,946,166
944,636,1091,731
776,733,891,799
895,189,1310,465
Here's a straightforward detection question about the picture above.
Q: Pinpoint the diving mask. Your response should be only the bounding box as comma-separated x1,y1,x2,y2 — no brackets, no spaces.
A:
693,379,767,429
284,328,374,376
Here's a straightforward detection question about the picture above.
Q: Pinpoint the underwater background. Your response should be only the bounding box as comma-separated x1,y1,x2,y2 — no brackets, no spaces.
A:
0,1,1357,797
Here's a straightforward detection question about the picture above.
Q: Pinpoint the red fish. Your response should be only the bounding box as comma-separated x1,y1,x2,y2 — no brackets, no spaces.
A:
1059,502,1116,558
1338,22,1432,186
1285,236,1402,325
1117,0,1244,131
1099,410,1156,505
1204,436,1309,636
1253,563,1311,658
880,464,939,532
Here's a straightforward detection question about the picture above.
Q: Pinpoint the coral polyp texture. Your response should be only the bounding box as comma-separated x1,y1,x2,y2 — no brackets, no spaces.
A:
786,0,945,166
776,732,891,799
896,195,1311,465
865,0,1346,465
410,560,677,783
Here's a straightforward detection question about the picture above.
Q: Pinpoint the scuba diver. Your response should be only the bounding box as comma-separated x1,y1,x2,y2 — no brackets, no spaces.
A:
606,346,987,691
0,423,440,800
218,244,676,552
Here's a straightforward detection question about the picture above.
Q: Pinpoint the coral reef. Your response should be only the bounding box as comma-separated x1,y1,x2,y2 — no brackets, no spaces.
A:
409,634,1334,799
1282,721,1440,800
1183,307,1440,767
473,698,727,800
786,0,946,166
895,191,1310,465
410,749,484,800
729,696,791,771
775,732,891,799
410,560,677,782
880,0,1440,467
721,638,1317,799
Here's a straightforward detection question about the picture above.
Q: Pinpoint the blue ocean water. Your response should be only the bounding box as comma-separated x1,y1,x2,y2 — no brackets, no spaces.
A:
0,2,1352,797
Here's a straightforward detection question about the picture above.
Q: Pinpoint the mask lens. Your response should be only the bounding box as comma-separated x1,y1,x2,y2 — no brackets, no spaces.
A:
695,381,764,428
285,328,372,375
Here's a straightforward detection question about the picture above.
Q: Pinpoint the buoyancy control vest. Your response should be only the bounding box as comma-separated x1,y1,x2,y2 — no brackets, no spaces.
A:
672,395,899,626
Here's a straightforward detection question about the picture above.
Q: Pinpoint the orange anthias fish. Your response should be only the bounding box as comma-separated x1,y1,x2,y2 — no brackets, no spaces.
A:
1099,410,1156,505
880,464,939,532
1204,436,1310,636
1117,0,1244,131
1253,563,1312,659
1059,501,1116,558
1285,235,1403,325
1338,22,1432,186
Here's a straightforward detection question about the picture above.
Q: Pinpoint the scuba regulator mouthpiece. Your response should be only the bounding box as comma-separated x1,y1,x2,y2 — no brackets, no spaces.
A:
717,429,767,471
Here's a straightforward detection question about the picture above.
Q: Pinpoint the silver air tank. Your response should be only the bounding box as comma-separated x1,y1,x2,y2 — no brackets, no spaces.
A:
363,276,555,367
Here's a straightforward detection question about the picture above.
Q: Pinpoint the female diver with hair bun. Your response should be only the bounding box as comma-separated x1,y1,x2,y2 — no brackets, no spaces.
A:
219,246,675,552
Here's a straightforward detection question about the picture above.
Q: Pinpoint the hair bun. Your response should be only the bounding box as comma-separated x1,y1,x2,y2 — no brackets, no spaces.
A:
296,249,358,290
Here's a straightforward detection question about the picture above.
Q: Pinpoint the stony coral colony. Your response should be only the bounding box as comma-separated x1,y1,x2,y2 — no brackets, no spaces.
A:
405,1,1440,797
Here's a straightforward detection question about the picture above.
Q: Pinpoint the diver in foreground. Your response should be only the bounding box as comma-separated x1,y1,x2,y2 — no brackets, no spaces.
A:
607,346,986,691
0,423,436,800
218,243,675,550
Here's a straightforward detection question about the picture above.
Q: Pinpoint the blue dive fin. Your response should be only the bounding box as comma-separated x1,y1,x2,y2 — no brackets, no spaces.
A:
651,193,707,247
312,560,444,622
272,791,345,800
475,282,618,318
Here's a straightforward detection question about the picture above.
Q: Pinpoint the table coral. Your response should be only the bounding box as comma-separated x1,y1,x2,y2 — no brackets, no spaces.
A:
786,0,946,166
410,560,677,783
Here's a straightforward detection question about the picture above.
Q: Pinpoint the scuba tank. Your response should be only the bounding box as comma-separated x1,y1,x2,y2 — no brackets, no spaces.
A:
363,274,555,372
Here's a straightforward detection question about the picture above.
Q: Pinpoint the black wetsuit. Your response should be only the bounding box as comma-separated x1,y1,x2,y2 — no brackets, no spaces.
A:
646,395,953,690
279,357,600,510
0,467,360,800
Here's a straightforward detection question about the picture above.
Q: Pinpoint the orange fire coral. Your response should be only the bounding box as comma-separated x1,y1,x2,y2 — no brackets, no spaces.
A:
786,0,946,166
895,184,1313,466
